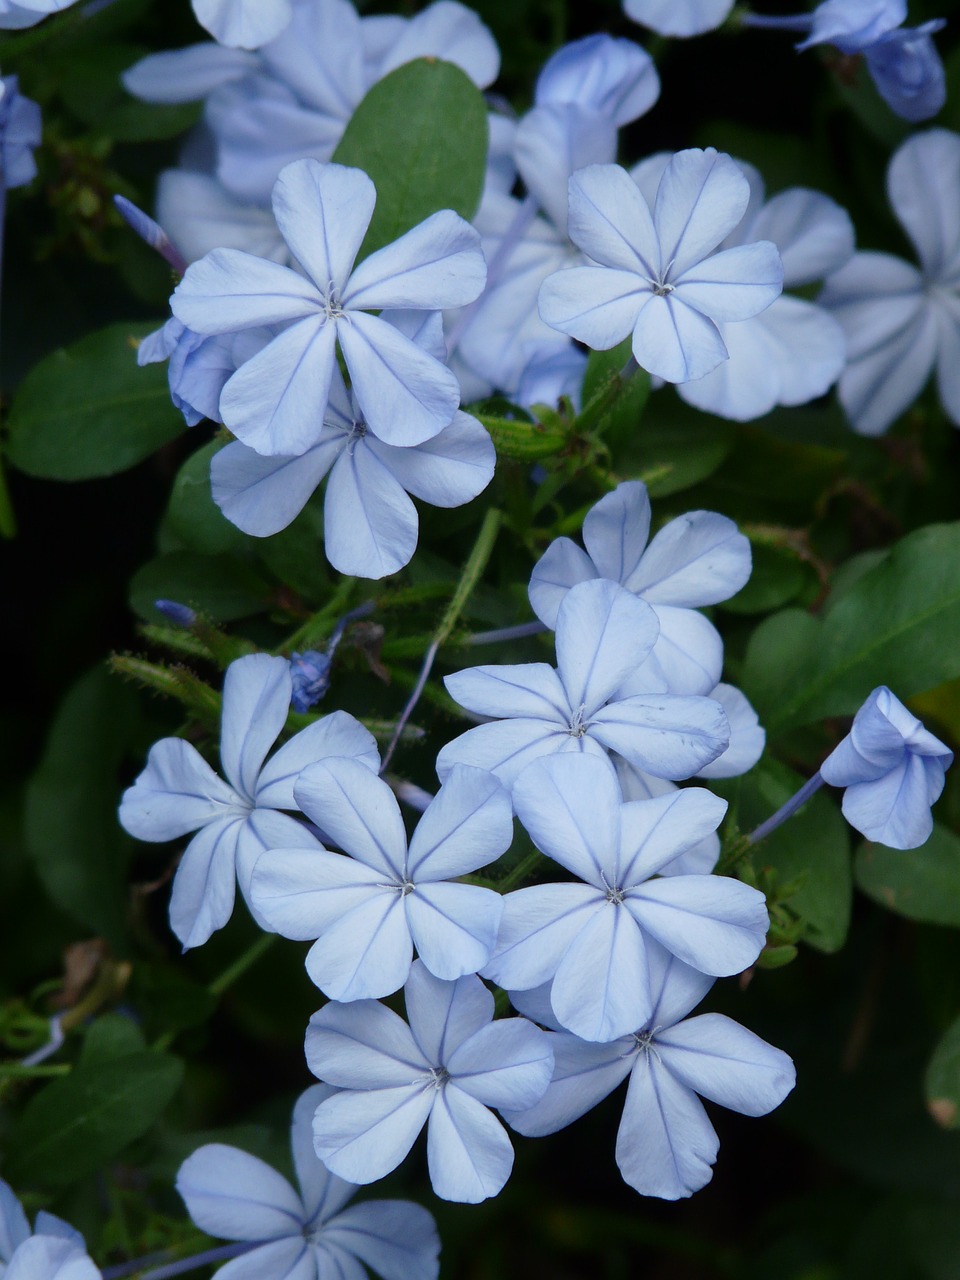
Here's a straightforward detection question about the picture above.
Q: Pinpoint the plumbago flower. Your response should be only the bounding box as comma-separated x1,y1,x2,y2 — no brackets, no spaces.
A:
0,1181,98,1280
483,755,769,1043
250,761,512,1001
437,578,731,788
193,0,294,50
503,947,796,1200
622,0,735,38
171,158,486,456
138,318,274,428
119,653,380,949
821,129,960,436
0,75,41,190
0,0,77,29
177,1086,440,1280
820,686,953,848
539,152,784,384
306,961,554,1203
630,155,855,420
529,480,752,695
210,315,495,579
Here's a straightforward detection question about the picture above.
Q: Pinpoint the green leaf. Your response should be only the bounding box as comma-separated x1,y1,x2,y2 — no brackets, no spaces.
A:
253,498,330,603
722,542,811,615
744,758,852,952
81,1014,146,1064
164,441,247,556
129,551,272,623
744,524,960,734
6,323,183,481
926,1016,960,1131
7,1049,183,1190
24,667,140,945
579,339,650,451
855,824,960,928
619,393,734,497
332,58,487,260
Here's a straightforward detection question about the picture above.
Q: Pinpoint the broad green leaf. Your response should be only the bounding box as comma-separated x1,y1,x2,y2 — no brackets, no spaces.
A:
619,393,734,497
164,441,247,556
743,758,851,952
744,524,960,733
7,1050,183,1190
926,1016,960,1131
254,498,330,603
855,824,960,928
82,1014,146,1064
25,667,139,945
332,58,487,259
6,323,182,480
129,551,271,623
57,44,202,141
722,542,812,615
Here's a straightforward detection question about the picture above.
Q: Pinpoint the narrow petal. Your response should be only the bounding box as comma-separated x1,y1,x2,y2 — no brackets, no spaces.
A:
220,653,291,800
590,693,730,779
249,848,384,941
617,787,727,884
504,1033,632,1136
539,265,646,350
426,1088,514,1202
615,1056,718,1199
320,1201,439,1280
169,819,241,949
339,311,461,447
630,294,728,383
212,437,341,537
528,537,599,628
407,883,503,980
306,893,413,1001
122,45,256,104
325,442,419,579
657,1013,796,1116
257,712,380,809
407,766,513,880
345,211,485,311
172,249,320,334
654,149,750,277
626,876,768,975
313,1087,434,1185
306,1000,429,1088
294,757,407,877
119,738,240,841
511,754,621,884
442,664,569,721
272,160,374,291
482,884,604,989
176,1144,303,1241
551,905,651,1041
448,1020,554,1110
556,578,660,713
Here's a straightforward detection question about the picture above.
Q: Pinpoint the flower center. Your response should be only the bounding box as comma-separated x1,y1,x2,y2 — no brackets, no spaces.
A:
323,281,346,319
569,703,591,738
600,869,624,905
419,1066,449,1091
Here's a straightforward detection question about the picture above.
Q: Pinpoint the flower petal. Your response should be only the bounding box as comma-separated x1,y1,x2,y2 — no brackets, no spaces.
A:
654,149,750,277
306,1000,429,1088
625,509,751,606
272,160,374,290
257,711,380,809
886,129,960,278
172,249,320,334
176,1144,303,1241
657,1013,796,1116
407,766,513,880
539,265,646,350
511,753,621,884
435,720,576,789
630,293,728,383
482,884,604,989
306,892,413,1001
313,1086,434,1186
749,188,854,286
615,1056,718,1199
589,693,729,779
219,654,291,800
626,875,768,975
447,1018,554,1111
345,211,485,312
617,787,727,884
566,162,659,273
404,963,494,1064
551,902,652,1041
294,757,407,876
407,883,503,980
119,738,240,842
169,818,242,949
291,1085,356,1227
442,663,569,721
320,1200,439,1280
503,1031,632,1136
527,536,597,629
249,847,385,941
369,412,495,507
426,1087,514,1202
556,578,659,713
673,240,783,322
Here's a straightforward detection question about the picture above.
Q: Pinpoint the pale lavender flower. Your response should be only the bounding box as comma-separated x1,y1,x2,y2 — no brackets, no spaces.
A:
504,945,795,1200
119,653,380,949
192,0,293,50
137,317,274,427
250,762,511,1000
306,961,554,1203
0,0,78,29
0,75,41,190
622,0,734,37
1,1180,94,1280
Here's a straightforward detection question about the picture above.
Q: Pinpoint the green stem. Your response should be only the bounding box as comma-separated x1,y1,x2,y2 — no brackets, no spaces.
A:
0,1063,71,1079
208,933,276,999
497,848,545,894
283,578,358,653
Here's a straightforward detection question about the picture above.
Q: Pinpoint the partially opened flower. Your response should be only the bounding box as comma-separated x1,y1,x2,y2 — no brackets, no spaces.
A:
250,761,511,1000
438,578,731,788
171,159,486,456
119,653,380,948
504,944,796,1200
306,962,554,1203
177,1086,439,1280
483,755,768,1042
820,686,953,848
538,153,783,384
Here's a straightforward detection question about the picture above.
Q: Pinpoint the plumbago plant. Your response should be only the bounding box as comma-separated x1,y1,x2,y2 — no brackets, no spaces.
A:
4,1,960,1278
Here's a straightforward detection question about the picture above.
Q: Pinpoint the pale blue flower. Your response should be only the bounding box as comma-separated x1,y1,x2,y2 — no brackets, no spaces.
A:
529,481,752,695
820,129,960,435
250,762,511,1000
1,1181,94,1280
795,0,907,53
171,159,486,456
119,653,380,949
0,0,78,30
290,652,333,713
504,945,796,1200
177,1085,439,1280
622,0,733,37
437,578,731,788
539,154,783,383
631,155,854,420
306,961,554,1202
137,317,274,427
210,316,495,579
0,75,41,190
820,686,953,848
483,754,768,1042
193,0,293,50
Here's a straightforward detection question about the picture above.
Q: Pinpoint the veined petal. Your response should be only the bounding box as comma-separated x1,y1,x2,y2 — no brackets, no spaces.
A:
212,436,342,537
220,653,291,800
887,129,960,278
618,788,727,884
406,882,503,980
555,578,659,713
426,1087,513,1203
371,412,494,508
407,766,513,880
654,149,751,277
345,211,485,311
157,169,288,267
582,481,652,583
447,1019,554,1109
836,303,938,437
515,105,618,234
749,188,854,287
539,265,646,349
511,754,621,884
646,942,716,1027
616,1055,718,1199
435,719,574,788
215,1240,313,1280
626,875,768,975
624,510,752,606
235,809,322,910
325,442,419,579
535,34,660,126
257,711,380,809
658,1013,796,1115
291,1084,357,1227
313,1086,434,1185
618,605,724,697
169,819,241,949
566,163,659,273
404,963,494,1064
482,883,604,989
443,664,569,721
220,317,338,457
673,241,783,322
551,903,652,1041
249,847,385,941
119,738,240,841
320,1201,439,1280
630,293,728,383
696,684,766,779
841,755,939,849
293,757,407,878
272,160,374,291
5,1238,100,1280
377,0,500,87
528,537,597,628
306,1000,429,1088
339,312,461,447
172,249,320,333
503,1031,632,1136
176,1145,303,1242
590,693,729,779
306,892,413,1001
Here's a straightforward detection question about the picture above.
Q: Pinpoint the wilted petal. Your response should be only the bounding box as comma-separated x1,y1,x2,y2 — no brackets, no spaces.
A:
626,875,768,974
615,1056,718,1199
658,1013,796,1116
176,1144,303,1241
